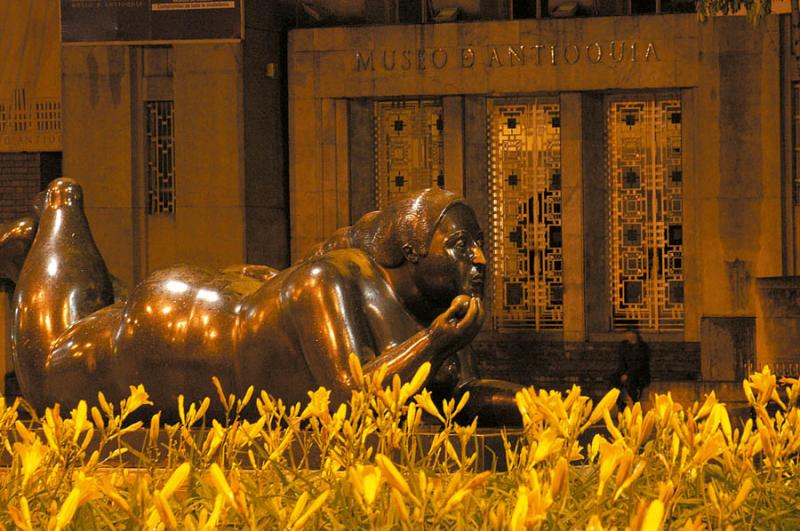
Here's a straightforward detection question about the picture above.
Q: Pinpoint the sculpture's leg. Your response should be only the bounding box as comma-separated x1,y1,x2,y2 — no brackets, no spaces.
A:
0,191,46,285
454,379,522,427
0,216,37,285
11,179,114,410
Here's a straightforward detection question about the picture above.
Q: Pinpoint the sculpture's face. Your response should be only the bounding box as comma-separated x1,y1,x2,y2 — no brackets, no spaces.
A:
414,204,486,301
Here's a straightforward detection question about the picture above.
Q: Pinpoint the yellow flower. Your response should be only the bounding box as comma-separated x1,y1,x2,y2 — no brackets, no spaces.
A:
390,489,410,521
202,420,226,457
730,477,753,512
233,416,266,447
532,428,564,465
90,406,104,431
211,376,229,410
126,384,152,412
208,463,236,505
510,487,529,531
149,411,161,447
289,490,329,531
52,486,81,531
694,391,717,421
414,389,445,423
162,462,191,499
69,400,88,444
510,474,553,531
15,438,47,488
8,496,33,531
72,471,102,506
97,391,113,416
268,430,294,462
639,499,664,531
584,388,620,429
375,454,416,503
118,420,144,436
201,495,224,531
597,440,625,496
301,387,331,421
550,457,569,498
97,477,130,513
614,460,647,501
658,480,675,505
678,516,707,531
691,431,727,467
399,362,430,404
441,471,491,513
586,514,605,531
15,420,35,444
348,464,383,508
348,352,365,387
153,490,178,530
654,393,675,423
238,385,255,411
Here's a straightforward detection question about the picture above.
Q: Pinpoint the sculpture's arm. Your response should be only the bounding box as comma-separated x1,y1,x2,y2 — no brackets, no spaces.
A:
283,261,484,399
361,296,484,385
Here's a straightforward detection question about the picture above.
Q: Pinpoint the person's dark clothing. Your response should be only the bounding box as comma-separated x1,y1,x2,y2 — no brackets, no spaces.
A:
610,338,651,408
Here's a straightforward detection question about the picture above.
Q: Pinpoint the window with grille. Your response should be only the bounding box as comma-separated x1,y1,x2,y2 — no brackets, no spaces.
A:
374,99,444,209
0,88,60,137
607,93,684,331
488,97,563,331
145,100,175,214
793,83,800,206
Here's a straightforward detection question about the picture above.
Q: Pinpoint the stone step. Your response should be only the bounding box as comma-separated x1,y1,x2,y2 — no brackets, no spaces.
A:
641,380,751,421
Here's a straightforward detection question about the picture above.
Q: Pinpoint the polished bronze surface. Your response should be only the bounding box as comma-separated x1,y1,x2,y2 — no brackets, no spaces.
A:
0,191,44,284
9,179,520,425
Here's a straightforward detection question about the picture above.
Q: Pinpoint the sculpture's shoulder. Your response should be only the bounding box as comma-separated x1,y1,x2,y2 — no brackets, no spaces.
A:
282,248,387,296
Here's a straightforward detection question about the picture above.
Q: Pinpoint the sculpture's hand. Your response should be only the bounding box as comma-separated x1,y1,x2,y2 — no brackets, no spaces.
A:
430,295,484,353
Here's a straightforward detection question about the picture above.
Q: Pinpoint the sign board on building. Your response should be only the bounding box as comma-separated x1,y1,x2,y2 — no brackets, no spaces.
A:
0,1,62,152
61,0,243,44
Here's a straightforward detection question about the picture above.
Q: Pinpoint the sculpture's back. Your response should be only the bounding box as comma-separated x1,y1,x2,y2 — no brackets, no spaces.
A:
6,179,520,425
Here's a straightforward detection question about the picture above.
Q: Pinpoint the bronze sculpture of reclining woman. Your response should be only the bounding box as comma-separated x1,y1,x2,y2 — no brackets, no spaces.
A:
6,178,519,425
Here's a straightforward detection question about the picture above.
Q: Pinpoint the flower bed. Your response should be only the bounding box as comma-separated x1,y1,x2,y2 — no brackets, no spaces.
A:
1,356,798,529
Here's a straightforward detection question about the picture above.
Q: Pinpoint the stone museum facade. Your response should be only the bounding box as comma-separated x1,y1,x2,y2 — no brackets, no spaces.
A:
1,2,799,401
286,13,798,397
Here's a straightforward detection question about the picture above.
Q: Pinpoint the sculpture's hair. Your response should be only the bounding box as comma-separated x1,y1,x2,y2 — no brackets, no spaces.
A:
304,188,467,268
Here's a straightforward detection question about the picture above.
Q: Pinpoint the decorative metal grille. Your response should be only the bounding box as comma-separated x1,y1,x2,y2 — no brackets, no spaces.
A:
607,94,683,331
374,99,444,209
488,97,563,330
794,83,800,206
0,88,60,134
145,101,175,215
34,101,61,132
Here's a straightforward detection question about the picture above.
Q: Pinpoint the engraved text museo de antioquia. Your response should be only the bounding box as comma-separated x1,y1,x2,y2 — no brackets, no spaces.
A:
354,42,659,72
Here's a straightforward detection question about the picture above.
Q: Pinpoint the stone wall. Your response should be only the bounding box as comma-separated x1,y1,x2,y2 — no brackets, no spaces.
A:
0,153,46,223
61,40,287,286
287,14,787,382
756,277,800,370
471,337,700,399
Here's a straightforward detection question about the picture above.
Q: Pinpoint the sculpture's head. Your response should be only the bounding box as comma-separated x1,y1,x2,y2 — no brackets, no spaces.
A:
45,178,84,209
362,188,486,300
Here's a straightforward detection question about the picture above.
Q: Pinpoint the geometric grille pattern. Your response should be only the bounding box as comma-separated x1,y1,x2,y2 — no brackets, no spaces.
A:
145,100,176,215
488,97,563,330
374,99,444,209
607,94,684,331
794,83,800,206
0,88,61,144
